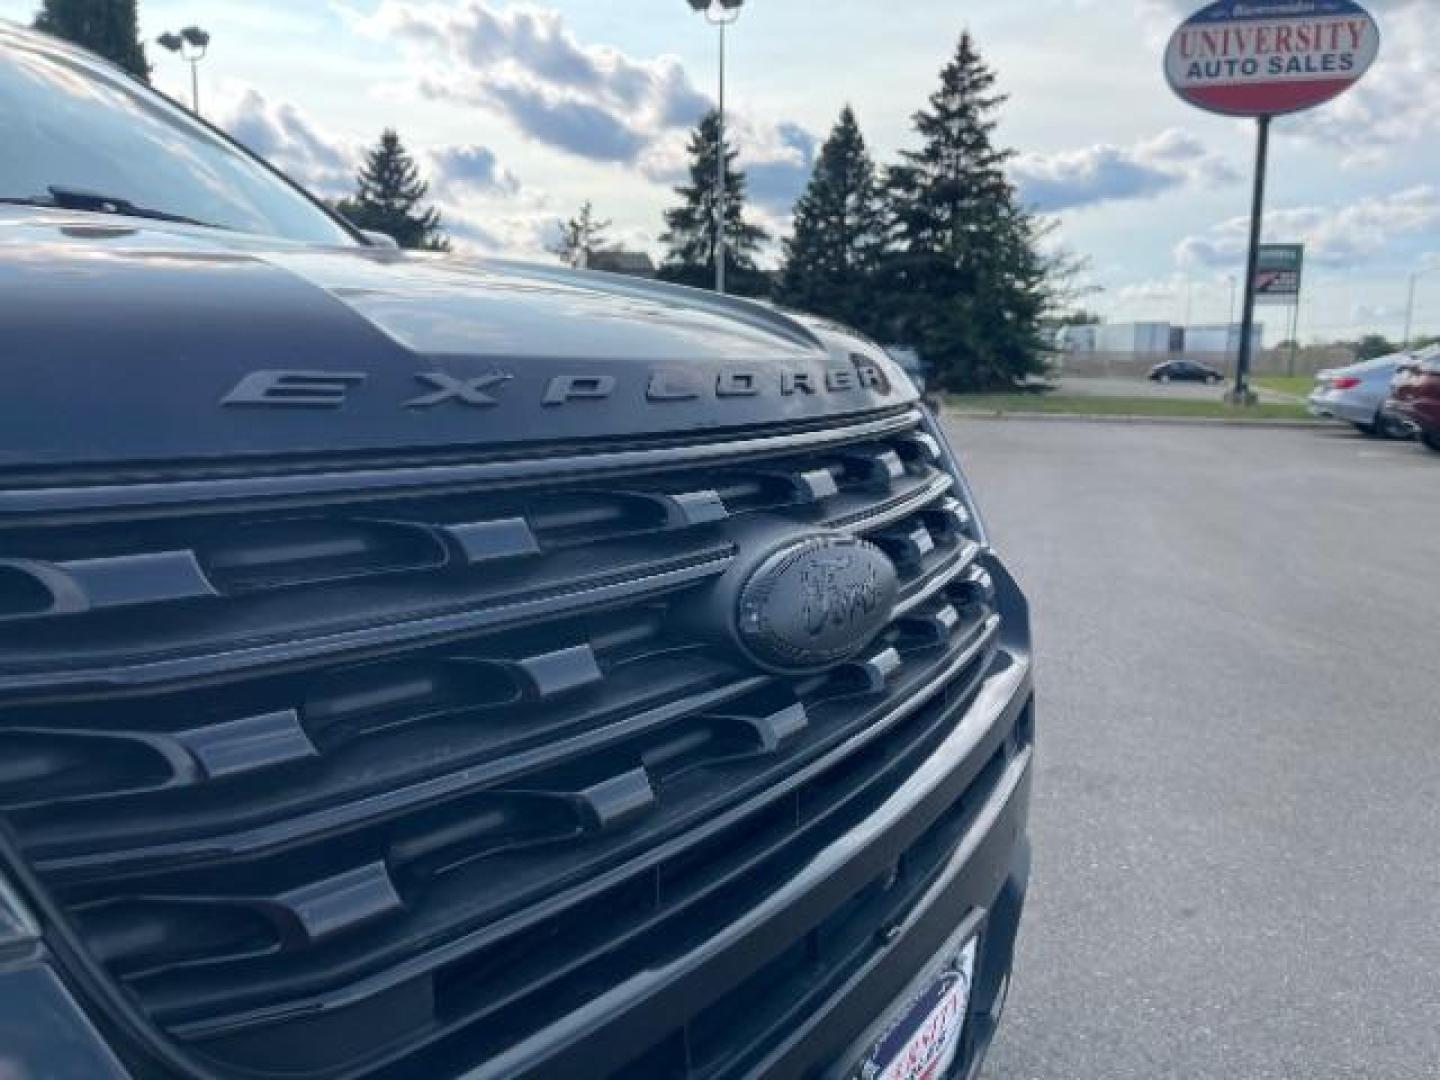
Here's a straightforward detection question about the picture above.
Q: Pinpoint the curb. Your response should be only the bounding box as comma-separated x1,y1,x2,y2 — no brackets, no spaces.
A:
941,410,1332,431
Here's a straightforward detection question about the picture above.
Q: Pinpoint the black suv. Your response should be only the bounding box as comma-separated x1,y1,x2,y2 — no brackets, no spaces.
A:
0,23,1033,1080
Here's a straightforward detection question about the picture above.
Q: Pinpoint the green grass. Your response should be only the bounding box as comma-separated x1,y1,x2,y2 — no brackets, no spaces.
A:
946,393,1311,421
1254,376,1315,398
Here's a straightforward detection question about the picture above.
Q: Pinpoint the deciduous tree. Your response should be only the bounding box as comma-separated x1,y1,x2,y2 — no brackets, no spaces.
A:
549,201,613,268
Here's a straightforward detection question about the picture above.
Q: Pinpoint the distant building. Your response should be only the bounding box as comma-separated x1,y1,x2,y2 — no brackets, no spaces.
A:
1076,321,1264,355
1180,324,1262,355
1096,321,1173,354
587,249,656,278
1055,324,1098,353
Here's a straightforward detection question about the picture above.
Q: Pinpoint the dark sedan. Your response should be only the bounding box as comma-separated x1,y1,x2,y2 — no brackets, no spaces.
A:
1148,359,1225,384
1386,346,1440,453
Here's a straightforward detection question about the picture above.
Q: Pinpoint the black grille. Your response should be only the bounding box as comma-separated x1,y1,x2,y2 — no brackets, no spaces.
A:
0,407,1009,1079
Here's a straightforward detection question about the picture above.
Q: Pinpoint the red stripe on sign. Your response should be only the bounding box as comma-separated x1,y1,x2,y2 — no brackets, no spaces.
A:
1183,78,1356,115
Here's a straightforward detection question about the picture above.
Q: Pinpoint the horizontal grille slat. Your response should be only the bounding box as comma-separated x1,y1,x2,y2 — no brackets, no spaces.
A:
22,662,770,879
0,550,735,703
0,410,924,523
162,619,1002,1043
79,615,1000,1035
0,408,1009,1080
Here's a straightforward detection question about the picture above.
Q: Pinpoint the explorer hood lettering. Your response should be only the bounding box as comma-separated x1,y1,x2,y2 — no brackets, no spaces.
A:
0,211,913,471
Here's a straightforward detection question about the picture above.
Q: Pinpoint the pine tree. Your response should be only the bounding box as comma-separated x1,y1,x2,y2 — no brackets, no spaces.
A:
658,110,770,297
334,130,450,252
882,32,1050,390
33,0,150,81
549,201,612,268
777,106,886,333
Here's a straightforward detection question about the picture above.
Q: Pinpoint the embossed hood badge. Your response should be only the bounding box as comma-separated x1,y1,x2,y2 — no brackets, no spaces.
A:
735,534,900,673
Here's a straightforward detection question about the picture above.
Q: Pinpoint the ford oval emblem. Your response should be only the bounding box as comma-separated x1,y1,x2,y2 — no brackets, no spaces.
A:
737,535,900,672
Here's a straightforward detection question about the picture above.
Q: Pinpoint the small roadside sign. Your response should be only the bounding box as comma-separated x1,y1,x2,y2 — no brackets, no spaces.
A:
1255,243,1304,305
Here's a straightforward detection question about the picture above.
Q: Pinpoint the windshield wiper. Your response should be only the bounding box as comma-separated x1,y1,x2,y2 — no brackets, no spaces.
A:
0,185,215,228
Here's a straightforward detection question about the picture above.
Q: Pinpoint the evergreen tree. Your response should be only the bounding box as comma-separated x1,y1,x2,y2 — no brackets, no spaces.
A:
777,106,886,332
658,110,770,296
33,0,150,81
549,201,612,268
334,130,450,252
881,32,1050,390
1354,333,1398,361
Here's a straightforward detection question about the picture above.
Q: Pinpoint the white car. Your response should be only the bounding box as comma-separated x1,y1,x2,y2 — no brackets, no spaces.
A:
1307,353,1416,438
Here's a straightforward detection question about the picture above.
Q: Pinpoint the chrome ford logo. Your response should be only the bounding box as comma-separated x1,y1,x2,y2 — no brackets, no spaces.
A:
737,534,899,672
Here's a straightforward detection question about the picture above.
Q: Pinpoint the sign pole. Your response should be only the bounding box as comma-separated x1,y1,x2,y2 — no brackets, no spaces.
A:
1233,115,1271,404
1287,298,1301,376
1164,0,1379,402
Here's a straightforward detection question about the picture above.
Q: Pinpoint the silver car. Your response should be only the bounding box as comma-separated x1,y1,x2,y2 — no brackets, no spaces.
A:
1307,353,1415,437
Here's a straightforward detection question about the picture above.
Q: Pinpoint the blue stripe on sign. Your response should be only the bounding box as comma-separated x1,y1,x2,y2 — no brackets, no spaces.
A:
1183,0,1370,25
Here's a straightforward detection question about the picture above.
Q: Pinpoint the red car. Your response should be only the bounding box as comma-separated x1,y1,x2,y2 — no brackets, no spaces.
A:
1387,346,1440,453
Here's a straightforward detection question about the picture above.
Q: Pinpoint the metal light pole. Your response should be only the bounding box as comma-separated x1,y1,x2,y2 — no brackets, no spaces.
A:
1403,266,1437,349
157,27,211,115
687,0,744,294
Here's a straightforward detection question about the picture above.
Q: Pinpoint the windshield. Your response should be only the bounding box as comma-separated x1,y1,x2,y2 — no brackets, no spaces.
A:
0,27,354,244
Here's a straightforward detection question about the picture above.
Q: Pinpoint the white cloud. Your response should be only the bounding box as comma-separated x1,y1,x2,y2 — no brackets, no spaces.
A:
210,82,543,256
349,0,814,213
1351,302,1405,325
214,84,358,198
1115,275,1183,303
1281,3,1440,167
427,145,521,197
1012,128,1237,212
1177,186,1440,269
352,1,709,163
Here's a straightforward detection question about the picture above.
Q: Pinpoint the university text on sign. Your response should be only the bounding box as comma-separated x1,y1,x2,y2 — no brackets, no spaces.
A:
1165,1,1381,117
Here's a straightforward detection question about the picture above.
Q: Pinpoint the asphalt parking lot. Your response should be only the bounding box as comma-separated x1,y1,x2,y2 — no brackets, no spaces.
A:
941,418,1440,1080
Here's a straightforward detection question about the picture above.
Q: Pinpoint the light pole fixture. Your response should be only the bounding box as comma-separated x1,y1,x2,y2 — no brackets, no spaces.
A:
157,26,211,115
1402,264,1438,350
686,0,744,294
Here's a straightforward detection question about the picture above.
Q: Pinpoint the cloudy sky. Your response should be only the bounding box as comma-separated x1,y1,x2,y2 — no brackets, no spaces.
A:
3,0,1436,341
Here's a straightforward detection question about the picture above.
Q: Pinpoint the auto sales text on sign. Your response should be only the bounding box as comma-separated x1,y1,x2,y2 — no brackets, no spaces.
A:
1165,1,1380,118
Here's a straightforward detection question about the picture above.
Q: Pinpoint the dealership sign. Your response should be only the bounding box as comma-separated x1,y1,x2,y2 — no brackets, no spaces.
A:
1165,1,1381,117
1255,243,1305,304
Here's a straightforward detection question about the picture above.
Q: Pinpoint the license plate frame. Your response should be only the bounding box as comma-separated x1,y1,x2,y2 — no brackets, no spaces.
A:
843,927,981,1080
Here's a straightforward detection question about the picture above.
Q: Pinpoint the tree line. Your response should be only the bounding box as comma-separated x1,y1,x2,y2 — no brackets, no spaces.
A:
31,1,1055,388
560,33,1061,390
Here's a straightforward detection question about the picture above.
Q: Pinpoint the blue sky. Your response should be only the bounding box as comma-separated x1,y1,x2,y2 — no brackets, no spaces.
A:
3,0,1436,341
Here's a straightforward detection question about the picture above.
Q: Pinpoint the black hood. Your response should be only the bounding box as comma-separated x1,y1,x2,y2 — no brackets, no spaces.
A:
0,210,914,472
